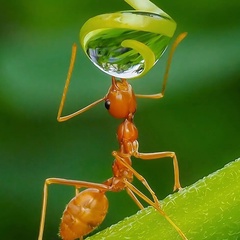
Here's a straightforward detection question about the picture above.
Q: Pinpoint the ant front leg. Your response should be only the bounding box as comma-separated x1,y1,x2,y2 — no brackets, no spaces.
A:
135,32,187,99
57,43,105,122
38,178,108,240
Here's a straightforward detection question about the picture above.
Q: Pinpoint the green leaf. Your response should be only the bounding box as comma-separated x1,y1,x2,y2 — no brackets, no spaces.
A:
87,158,240,239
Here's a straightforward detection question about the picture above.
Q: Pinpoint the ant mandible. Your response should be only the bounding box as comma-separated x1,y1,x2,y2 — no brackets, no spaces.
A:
38,32,187,240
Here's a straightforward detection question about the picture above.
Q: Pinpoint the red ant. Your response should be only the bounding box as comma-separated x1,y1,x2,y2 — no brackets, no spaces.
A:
38,32,187,240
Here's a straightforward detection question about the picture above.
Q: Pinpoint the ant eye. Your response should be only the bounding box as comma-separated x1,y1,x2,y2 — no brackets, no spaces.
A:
105,100,110,110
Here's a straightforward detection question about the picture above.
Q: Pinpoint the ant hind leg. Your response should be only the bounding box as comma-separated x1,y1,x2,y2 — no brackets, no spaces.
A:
38,178,109,240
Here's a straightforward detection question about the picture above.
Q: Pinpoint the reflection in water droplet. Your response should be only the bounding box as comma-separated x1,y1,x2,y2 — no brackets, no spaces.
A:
88,47,144,79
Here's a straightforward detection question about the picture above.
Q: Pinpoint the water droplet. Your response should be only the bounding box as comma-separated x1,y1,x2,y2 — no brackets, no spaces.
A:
84,12,172,79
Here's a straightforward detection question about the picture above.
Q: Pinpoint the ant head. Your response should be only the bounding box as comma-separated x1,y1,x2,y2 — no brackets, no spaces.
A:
105,77,136,119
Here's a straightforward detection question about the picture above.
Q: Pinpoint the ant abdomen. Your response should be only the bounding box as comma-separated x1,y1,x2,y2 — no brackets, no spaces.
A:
59,188,108,240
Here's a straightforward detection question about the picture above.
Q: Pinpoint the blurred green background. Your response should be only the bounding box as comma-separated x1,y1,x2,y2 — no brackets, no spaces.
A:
1,0,240,239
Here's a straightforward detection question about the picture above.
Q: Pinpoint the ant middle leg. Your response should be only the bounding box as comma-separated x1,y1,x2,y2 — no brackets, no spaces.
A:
133,151,182,191
112,153,187,240
112,151,161,208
